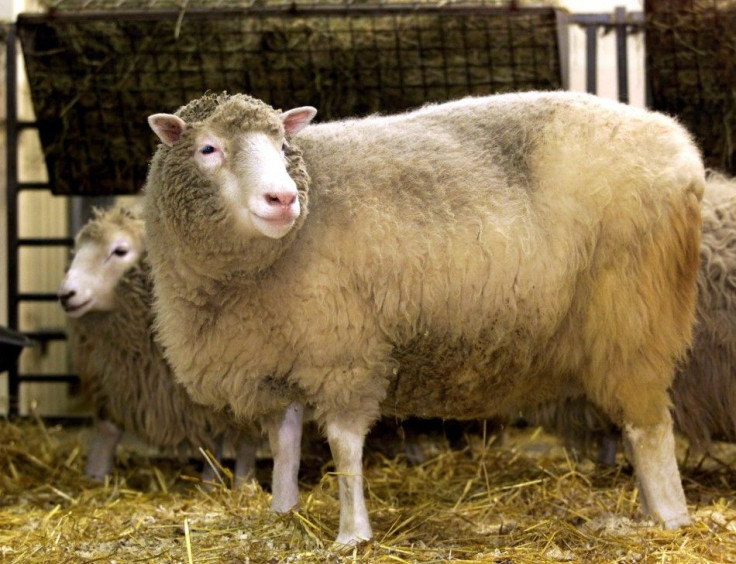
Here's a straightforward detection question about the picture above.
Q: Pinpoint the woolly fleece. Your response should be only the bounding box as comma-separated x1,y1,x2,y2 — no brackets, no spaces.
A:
534,172,736,455
144,91,704,429
68,205,253,457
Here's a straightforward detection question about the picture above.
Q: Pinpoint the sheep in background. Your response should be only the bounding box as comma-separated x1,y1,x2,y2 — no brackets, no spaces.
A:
674,171,736,451
143,90,704,543
57,205,259,485
530,171,736,464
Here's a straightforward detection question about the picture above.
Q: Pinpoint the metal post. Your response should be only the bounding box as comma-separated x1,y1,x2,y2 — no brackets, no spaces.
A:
615,6,629,104
585,24,597,95
555,9,571,91
6,23,20,416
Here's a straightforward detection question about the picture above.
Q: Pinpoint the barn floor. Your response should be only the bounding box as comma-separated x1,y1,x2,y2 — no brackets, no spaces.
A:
1,418,735,563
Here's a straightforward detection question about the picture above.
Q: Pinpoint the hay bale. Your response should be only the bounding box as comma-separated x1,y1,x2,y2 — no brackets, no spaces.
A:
16,2,562,195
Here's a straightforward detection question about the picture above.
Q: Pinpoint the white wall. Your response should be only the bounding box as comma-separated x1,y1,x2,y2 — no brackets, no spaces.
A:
559,0,646,107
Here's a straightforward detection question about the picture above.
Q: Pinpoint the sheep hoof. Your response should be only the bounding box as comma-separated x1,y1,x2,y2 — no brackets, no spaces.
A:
661,513,691,530
84,470,108,482
334,519,373,547
84,460,112,482
270,500,299,513
233,475,256,490
332,533,372,549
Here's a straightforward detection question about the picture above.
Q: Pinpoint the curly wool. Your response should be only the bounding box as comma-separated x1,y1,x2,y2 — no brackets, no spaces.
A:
147,92,310,279
671,172,736,450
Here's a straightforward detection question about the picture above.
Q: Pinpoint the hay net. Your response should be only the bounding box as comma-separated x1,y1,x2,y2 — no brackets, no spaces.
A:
16,1,562,195
647,0,736,176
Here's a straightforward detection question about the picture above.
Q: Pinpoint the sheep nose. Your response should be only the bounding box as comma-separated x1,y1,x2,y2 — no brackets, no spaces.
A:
58,289,75,306
265,192,297,208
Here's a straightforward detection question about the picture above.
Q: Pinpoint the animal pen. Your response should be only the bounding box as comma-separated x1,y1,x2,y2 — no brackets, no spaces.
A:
2,1,736,562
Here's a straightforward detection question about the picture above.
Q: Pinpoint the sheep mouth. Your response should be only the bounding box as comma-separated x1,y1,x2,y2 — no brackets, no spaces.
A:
254,214,296,227
250,211,299,238
61,299,92,316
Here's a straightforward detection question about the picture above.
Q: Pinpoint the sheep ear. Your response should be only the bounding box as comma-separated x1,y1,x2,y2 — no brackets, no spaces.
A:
148,113,187,147
281,107,317,136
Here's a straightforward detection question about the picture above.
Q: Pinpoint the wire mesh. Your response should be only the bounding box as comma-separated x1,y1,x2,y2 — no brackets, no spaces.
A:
16,3,562,195
37,0,534,11
646,0,736,175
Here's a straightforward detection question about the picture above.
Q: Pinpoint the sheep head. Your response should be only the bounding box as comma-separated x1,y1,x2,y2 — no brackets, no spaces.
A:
144,93,315,276
58,205,145,318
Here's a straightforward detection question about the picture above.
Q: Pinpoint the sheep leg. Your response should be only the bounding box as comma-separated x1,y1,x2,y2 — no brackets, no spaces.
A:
597,431,620,466
85,419,123,480
265,402,304,512
233,435,258,488
326,413,373,545
622,411,690,529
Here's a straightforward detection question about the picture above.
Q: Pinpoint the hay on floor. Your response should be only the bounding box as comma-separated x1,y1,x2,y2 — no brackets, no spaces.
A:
1,417,735,562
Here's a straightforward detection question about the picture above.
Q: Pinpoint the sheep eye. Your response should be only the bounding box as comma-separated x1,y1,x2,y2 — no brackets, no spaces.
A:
112,248,128,257
200,145,216,155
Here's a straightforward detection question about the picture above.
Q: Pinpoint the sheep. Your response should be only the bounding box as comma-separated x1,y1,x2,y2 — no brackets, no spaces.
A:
142,90,704,543
57,204,258,485
530,171,736,463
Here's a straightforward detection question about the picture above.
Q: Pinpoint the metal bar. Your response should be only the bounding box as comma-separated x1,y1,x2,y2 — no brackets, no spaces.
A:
6,23,20,417
16,374,80,384
16,5,555,24
18,182,52,191
17,293,62,301
18,237,74,246
615,6,629,104
585,24,597,95
23,330,67,341
555,9,571,91
570,9,643,101
570,12,644,25
28,415,93,425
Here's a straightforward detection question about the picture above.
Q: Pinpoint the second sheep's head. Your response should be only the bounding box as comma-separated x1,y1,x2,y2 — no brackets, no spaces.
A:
58,205,145,318
148,94,316,242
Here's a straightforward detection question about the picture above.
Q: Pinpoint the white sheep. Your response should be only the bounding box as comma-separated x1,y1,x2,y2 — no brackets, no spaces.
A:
143,91,704,543
531,171,736,463
57,204,259,485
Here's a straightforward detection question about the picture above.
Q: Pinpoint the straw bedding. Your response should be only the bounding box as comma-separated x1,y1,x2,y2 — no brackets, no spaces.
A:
2,417,735,562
